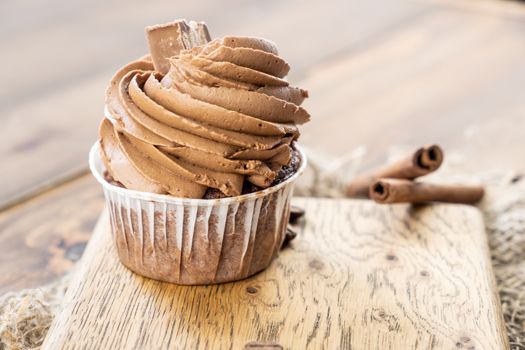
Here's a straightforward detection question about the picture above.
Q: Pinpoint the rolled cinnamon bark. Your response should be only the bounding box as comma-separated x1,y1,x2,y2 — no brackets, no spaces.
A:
345,145,444,198
370,178,484,204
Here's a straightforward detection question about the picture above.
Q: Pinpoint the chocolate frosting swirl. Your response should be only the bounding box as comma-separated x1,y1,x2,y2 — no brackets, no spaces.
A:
100,36,309,198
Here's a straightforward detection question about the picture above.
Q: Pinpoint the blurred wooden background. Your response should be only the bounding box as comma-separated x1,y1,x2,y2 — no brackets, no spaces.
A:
1,0,524,293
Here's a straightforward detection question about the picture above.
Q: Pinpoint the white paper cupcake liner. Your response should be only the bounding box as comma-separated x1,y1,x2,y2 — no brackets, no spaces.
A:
89,142,306,285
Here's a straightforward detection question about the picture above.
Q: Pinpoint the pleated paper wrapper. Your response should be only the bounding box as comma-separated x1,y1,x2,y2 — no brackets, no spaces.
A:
89,142,306,285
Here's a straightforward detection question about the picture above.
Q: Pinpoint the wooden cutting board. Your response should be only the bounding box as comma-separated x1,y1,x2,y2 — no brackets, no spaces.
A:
43,198,508,349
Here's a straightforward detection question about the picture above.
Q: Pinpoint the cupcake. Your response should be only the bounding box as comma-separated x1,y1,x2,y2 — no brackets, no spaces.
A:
89,19,310,284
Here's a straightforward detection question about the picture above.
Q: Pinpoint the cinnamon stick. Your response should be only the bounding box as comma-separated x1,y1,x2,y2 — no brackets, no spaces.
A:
345,145,444,198
370,178,484,204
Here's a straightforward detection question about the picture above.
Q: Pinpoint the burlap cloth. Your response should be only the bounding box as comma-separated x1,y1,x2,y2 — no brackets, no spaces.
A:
1,149,524,349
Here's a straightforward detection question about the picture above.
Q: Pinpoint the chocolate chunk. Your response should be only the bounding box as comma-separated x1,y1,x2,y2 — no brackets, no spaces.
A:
203,187,229,199
242,181,263,195
145,20,211,74
272,149,300,185
289,205,305,224
281,227,297,248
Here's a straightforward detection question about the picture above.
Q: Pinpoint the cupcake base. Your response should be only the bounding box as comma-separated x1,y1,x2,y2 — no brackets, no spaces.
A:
90,142,306,285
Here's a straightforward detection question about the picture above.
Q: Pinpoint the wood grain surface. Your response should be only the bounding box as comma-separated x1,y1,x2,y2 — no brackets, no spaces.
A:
0,175,104,294
43,198,509,349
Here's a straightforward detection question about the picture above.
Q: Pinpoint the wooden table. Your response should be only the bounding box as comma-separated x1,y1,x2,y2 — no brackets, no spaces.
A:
2,0,525,294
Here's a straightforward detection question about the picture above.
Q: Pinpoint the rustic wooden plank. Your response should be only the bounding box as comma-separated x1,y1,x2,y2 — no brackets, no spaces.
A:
0,0,428,208
426,0,525,20
299,1,525,170
43,198,509,349
0,175,104,294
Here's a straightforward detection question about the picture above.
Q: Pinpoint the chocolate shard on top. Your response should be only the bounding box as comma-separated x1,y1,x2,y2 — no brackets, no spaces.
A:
145,19,211,74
